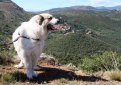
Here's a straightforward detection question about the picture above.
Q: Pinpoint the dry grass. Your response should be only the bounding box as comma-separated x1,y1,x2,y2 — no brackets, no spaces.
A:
108,70,121,81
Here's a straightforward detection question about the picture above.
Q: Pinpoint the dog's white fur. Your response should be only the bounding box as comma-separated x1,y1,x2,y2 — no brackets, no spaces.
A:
12,13,58,79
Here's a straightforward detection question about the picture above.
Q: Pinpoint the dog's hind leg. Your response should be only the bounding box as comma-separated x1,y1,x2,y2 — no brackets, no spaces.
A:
25,55,33,79
14,52,24,69
17,50,34,79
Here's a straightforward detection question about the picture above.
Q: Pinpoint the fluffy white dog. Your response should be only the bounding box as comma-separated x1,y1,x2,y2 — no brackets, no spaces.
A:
12,13,60,79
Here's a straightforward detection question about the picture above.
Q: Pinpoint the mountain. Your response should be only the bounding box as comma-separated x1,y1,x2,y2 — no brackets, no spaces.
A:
39,5,121,13
108,5,121,10
44,10,121,65
0,0,31,35
96,5,121,10
96,6,108,10
0,0,32,54
40,6,96,13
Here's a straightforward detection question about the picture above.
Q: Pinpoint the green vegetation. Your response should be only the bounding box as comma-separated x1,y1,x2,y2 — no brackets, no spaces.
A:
52,10,121,50
0,73,15,84
44,10,121,68
78,51,121,72
44,32,115,65
0,71,26,84
0,0,32,64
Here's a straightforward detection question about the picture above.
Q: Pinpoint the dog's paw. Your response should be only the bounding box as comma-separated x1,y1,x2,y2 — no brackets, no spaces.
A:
14,64,23,69
33,72,38,78
26,73,38,79
26,69,38,79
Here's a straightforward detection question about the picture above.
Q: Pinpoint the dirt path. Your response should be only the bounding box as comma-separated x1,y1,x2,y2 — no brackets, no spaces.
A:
0,62,121,85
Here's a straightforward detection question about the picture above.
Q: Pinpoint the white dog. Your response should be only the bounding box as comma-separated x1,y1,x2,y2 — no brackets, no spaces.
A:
12,13,60,79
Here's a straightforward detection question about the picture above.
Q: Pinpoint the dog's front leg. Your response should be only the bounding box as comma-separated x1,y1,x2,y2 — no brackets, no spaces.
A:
26,65,37,79
26,67,33,79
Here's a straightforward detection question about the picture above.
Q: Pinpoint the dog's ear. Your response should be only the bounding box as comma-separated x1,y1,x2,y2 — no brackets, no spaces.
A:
39,15,44,25
35,15,44,25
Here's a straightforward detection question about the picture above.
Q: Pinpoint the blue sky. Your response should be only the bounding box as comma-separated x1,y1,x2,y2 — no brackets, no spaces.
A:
11,0,121,11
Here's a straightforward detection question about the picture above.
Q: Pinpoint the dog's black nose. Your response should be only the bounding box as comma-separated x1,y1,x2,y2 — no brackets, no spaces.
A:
57,17,62,23
57,17,65,24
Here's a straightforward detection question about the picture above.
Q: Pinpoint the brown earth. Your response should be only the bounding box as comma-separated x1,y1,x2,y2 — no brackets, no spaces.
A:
0,60,121,85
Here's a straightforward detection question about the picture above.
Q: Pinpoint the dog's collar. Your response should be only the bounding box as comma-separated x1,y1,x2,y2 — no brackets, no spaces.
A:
18,33,40,41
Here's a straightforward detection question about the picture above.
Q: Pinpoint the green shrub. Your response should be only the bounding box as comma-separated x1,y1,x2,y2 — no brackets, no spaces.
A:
0,34,16,65
45,32,114,66
0,50,15,65
0,71,26,84
78,51,121,72
1,73,16,84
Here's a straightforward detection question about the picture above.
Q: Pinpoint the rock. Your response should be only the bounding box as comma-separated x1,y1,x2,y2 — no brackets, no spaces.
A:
39,53,58,66
66,63,78,71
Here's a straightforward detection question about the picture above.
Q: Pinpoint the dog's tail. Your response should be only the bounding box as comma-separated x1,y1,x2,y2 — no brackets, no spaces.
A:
1,36,20,47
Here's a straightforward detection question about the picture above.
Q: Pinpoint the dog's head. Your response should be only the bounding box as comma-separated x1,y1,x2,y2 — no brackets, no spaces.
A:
30,13,65,31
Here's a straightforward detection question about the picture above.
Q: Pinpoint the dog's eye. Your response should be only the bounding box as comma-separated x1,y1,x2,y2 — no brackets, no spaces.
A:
48,17,52,20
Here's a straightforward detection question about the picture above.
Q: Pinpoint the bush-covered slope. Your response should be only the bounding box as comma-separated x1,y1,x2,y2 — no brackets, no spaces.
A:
44,32,116,65
52,10,121,50
0,0,32,64
44,10,121,65
0,0,32,35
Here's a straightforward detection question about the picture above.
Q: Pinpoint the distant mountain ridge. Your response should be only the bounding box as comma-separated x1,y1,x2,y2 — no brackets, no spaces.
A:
40,5,121,13
96,5,121,10
41,6,96,12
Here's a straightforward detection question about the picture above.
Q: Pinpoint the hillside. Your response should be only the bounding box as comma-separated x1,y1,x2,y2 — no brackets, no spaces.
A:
40,6,96,13
0,0,31,35
40,5,121,13
44,10,121,66
97,5,121,10
45,32,115,65
54,10,121,48
0,0,31,62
